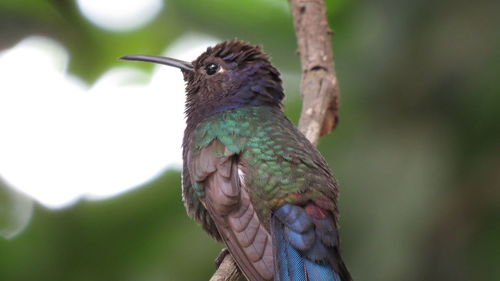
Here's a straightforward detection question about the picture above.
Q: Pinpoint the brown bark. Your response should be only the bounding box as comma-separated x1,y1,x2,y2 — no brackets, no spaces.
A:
209,251,242,281
292,0,340,146
209,0,339,279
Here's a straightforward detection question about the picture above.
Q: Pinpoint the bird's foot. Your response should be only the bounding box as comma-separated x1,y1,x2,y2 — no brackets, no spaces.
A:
214,248,230,268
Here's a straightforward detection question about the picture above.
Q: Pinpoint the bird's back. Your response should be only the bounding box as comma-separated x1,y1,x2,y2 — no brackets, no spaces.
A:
194,106,339,220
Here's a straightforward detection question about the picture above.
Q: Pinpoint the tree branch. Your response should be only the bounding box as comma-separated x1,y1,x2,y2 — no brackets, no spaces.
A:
209,250,241,281
209,0,339,279
292,0,340,145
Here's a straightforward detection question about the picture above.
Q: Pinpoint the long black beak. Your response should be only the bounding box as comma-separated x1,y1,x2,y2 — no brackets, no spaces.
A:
120,55,194,72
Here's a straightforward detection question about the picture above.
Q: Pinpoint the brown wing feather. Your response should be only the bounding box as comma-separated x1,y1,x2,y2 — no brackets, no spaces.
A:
189,140,274,281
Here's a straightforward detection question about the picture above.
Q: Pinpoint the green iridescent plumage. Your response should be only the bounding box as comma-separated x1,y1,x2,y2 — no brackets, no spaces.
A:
188,106,338,223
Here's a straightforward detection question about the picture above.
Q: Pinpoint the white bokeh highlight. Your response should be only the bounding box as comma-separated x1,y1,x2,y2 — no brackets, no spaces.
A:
76,0,163,31
0,34,218,208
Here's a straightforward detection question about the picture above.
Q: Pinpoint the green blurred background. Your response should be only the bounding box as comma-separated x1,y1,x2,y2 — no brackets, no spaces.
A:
0,0,499,280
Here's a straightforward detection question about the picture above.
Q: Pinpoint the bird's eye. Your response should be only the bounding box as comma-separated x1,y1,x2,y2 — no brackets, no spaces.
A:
205,63,219,75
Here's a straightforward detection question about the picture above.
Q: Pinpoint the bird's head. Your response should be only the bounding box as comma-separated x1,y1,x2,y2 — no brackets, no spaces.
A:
121,41,283,121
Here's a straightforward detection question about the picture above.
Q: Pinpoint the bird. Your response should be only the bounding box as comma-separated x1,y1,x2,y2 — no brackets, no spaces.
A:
121,40,352,281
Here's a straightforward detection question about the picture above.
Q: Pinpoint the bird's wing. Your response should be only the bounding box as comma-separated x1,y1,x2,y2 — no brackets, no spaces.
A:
188,139,274,281
181,154,222,241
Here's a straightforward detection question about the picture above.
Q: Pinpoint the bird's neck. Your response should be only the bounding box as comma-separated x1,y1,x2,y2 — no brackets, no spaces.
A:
185,87,283,127
184,103,282,140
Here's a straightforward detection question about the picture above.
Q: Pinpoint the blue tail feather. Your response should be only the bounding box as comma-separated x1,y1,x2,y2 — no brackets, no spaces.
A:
273,215,307,281
272,204,350,281
304,259,340,281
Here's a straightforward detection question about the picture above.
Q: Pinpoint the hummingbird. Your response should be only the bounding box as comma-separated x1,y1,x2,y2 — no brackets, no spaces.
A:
121,41,352,281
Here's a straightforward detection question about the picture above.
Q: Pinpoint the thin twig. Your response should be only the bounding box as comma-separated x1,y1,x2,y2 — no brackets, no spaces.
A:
209,0,339,279
209,252,241,281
